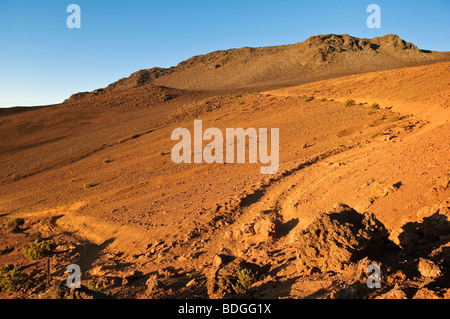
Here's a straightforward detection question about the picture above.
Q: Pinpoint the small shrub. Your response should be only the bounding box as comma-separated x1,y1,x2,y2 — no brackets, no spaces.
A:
83,183,95,189
369,131,384,139
320,97,327,102
231,268,258,295
102,158,111,164
344,99,356,107
5,218,24,229
370,102,380,109
366,121,378,127
88,279,102,292
303,96,314,102
386,114,403,122
0,264,34,293
23,240,56,260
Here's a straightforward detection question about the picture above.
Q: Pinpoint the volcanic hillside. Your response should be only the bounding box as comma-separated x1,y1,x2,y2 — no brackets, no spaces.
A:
66,34,450,102
0,35,449,300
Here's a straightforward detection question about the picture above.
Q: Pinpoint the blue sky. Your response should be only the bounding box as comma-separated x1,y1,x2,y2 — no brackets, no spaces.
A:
0,0,449,107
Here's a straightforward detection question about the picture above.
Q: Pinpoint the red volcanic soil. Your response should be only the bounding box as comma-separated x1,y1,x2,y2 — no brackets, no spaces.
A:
0,38,449,299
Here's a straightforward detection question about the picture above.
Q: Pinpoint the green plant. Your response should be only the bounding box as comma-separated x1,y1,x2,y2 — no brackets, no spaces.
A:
320,97,327,102
5,218,24,229
23,240,57,260
303,96,314,102
386,114,403,122
0,264,34,293
88,279,102,292
370,102,380,109
344,99,356,107
369,131,384,139
231,268,258,295
102,158,112,164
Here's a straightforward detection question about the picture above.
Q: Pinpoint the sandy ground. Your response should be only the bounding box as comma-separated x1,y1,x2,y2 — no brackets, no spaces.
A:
0,62,449,299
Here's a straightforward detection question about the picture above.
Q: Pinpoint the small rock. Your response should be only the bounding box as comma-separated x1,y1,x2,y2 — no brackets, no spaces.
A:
370,181,399,199
240,222,255,236
146,274,160,293
186,279,197,288
91,265,107,277
418,258,441,278
213,255,223,268
233,230,243,239
416,203,440,220
289,200,299,207
223,230,233,239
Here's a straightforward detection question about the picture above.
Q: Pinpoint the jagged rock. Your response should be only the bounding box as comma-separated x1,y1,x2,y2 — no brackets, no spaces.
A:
91,265,107,277
186,279,197,288
417,258,441,278
240,222,256,236
413,288,440,299
295,204,389,273
145,274,161,293
370,181,400,199
398,213,450,250
376,284,408,299
416,202,448,220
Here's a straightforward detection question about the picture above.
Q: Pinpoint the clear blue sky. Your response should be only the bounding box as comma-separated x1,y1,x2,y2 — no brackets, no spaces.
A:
0,0,449,107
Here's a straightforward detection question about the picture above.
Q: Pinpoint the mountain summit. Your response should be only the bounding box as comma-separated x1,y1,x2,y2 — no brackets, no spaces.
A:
66,34,450,102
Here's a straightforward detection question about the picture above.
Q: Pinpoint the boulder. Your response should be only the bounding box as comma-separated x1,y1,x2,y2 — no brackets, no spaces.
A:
417,258,441,278
295,204,389,273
